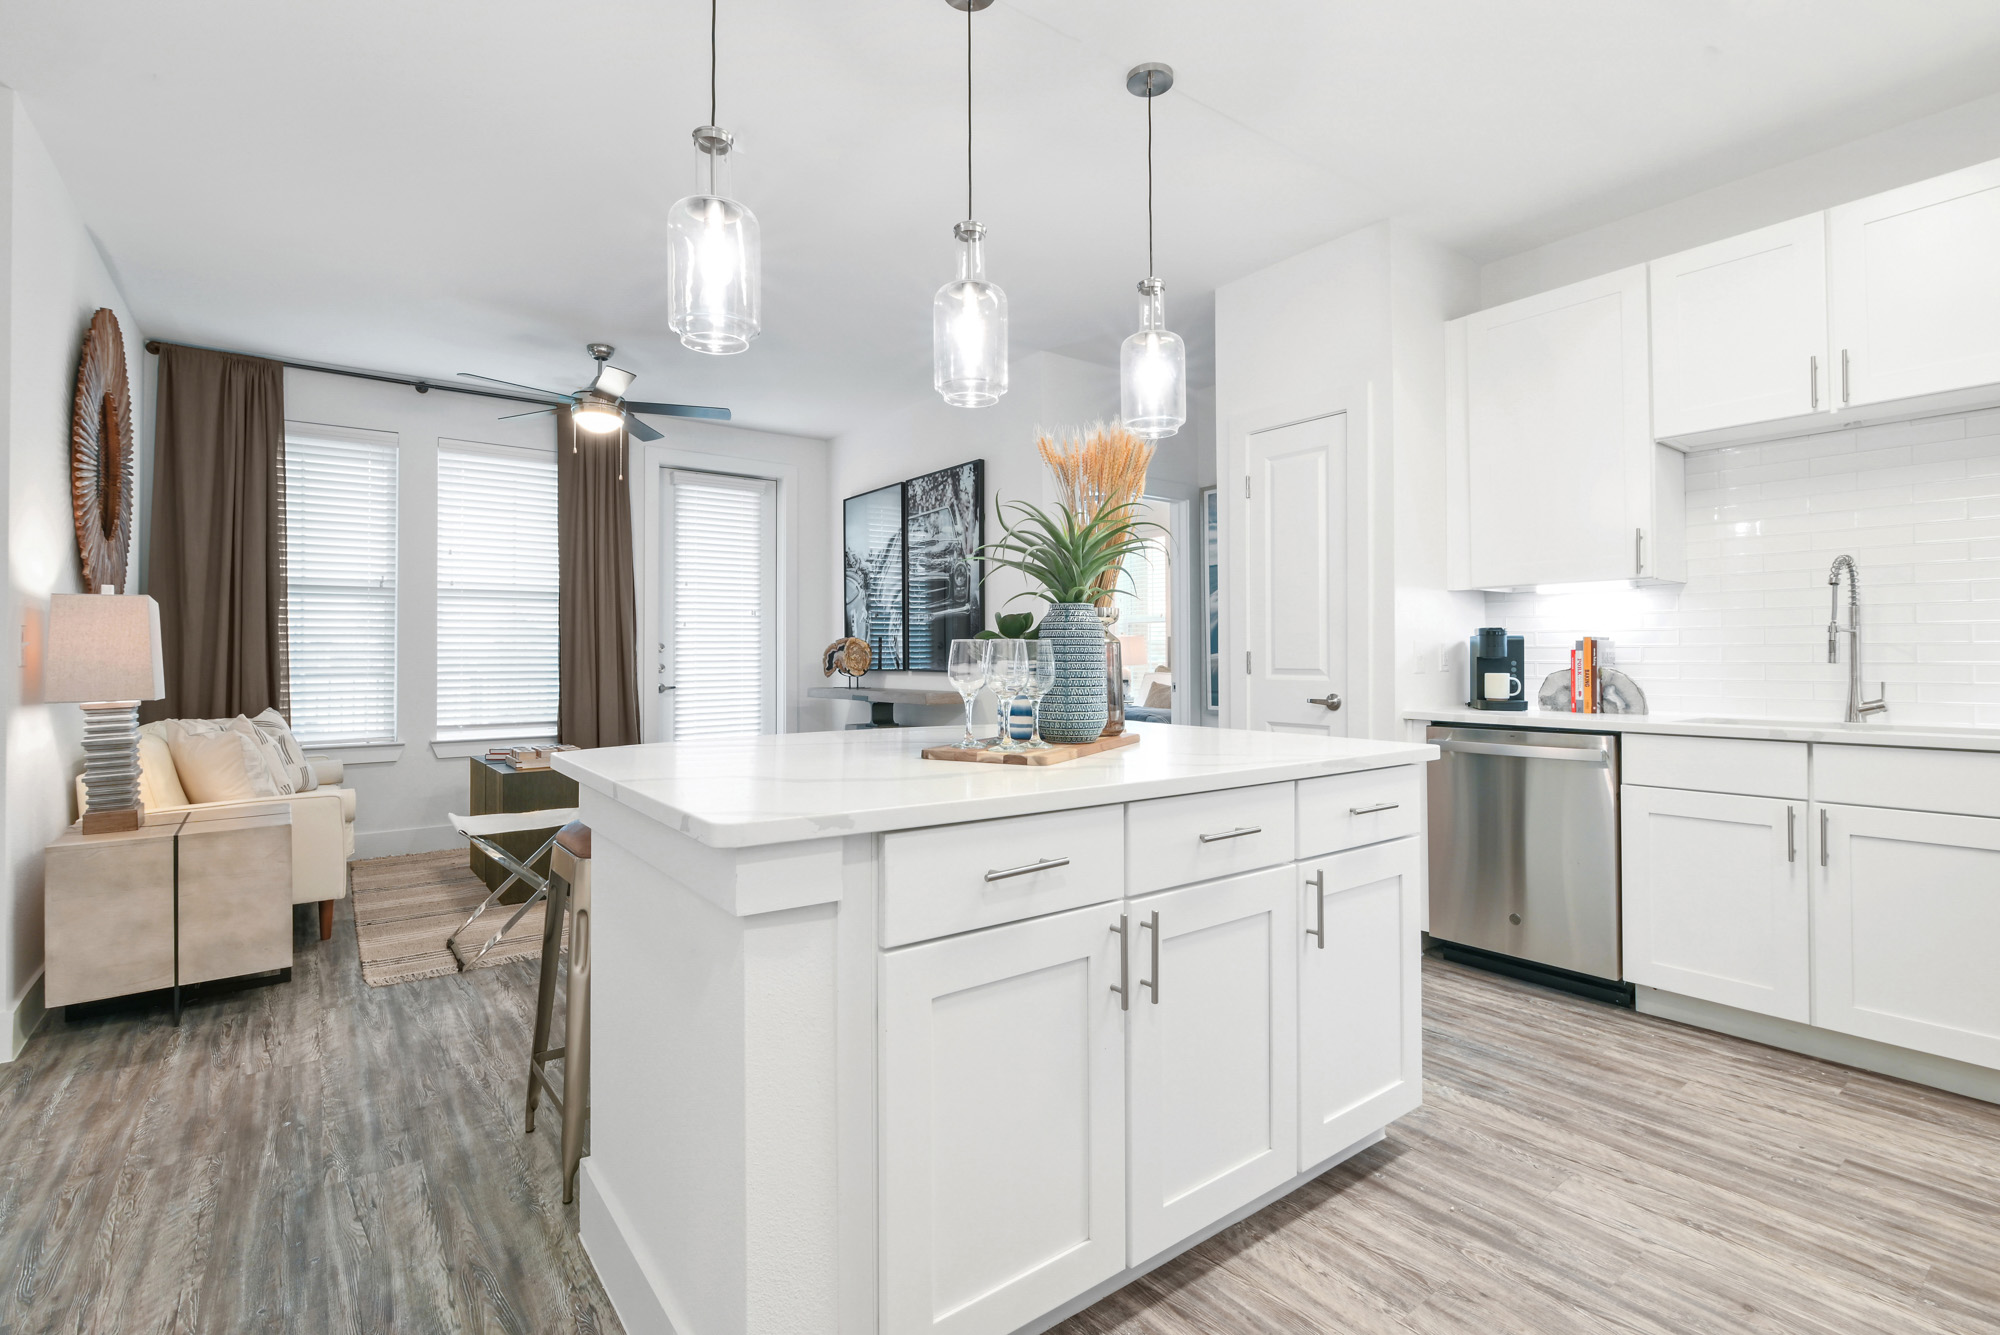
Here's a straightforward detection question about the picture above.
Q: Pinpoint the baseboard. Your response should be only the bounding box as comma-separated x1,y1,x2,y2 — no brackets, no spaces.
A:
6,971,47,1063
351,823,460,861
578,1159,687,1335
1636,986,2000,1106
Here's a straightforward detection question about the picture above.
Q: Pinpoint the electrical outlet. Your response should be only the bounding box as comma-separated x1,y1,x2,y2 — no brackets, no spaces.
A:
1435,641,1450,673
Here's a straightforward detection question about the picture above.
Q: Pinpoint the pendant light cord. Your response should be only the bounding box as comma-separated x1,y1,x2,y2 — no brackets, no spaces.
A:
710,0,718,125
1146,80,1155,277
965,1,974,219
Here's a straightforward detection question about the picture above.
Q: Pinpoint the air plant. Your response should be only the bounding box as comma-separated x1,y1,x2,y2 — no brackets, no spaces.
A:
981,496,1163,607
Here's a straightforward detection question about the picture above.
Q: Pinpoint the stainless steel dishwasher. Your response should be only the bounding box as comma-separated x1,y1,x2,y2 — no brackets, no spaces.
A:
1426,724,1629,1004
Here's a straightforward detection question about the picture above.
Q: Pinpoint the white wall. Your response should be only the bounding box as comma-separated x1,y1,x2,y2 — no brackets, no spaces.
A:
1,91,146,1055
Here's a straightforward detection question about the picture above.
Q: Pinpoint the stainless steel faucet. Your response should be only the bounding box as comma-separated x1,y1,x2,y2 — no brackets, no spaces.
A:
1827,555,1887,723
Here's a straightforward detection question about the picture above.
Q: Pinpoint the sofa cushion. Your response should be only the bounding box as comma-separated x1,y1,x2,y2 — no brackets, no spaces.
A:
161,717,283,804
136,729,191,810
250,708,319,792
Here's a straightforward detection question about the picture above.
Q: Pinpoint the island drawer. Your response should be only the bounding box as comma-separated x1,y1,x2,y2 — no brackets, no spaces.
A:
881,804,1126,947
1296,765,1423,858
1125,781,1296,896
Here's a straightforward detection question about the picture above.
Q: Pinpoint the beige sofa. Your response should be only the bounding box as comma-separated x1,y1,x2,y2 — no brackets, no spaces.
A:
73,720,356,941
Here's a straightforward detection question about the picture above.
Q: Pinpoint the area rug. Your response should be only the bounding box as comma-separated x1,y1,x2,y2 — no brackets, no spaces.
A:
350,849,557,987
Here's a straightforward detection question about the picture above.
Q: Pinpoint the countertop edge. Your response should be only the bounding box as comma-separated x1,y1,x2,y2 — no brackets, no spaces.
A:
1401,708,2000,753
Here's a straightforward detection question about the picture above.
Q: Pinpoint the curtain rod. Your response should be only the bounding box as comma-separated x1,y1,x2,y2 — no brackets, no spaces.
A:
142,339,562,409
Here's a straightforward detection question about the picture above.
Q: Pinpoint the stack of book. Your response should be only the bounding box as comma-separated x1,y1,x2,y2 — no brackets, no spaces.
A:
483,743,578,770
1570,638,1610,713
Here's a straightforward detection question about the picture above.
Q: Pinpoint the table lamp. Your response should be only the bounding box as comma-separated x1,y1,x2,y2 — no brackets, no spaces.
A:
44,593,165,834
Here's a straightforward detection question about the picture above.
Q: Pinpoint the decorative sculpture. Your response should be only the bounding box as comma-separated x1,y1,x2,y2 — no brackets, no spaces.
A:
70,309,135,593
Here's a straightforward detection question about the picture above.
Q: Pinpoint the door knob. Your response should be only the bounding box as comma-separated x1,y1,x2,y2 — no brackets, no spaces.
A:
1307,693,1342,711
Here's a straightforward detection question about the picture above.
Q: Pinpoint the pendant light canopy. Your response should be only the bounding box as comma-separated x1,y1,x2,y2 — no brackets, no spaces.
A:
668,0,761,355
934,0,1008,408
1120,62,1186,441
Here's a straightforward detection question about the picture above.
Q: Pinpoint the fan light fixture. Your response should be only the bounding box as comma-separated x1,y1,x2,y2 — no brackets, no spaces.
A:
933,0,1007,408
572,392,625,435
668,1,761,355
1120,63,1186,441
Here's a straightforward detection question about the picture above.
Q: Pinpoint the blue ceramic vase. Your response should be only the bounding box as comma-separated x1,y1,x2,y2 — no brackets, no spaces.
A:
1037,603,1108,743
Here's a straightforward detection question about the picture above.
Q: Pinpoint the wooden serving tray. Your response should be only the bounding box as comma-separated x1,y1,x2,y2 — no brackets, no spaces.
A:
922,732,1141,766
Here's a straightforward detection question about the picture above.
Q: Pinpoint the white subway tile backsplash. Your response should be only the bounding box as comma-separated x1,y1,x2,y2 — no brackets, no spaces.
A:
1485,408,2000,725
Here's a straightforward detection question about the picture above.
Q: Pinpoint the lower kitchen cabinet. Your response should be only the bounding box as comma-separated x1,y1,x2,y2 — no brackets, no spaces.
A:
1814,803,2000,1069
1297,837,1423,1166
1622,784,1810,1023
879,901,1128,1335
1125,866,1298,1263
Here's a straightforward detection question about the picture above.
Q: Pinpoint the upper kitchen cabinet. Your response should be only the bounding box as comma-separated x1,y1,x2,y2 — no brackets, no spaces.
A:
1651,214,1831,444
1446,266,1686,590
1830,158,2000,411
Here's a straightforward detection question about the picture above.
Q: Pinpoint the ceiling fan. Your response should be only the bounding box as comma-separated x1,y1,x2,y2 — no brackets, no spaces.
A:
458,344,731,441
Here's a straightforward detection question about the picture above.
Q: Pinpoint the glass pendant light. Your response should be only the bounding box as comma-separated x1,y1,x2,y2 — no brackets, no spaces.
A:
934,0,1007,408
1120,63,1186,440
668,0,761,355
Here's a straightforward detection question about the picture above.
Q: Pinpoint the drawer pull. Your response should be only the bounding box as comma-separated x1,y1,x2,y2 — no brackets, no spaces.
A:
1348,802,1400,816
983,856,1070,883
1197,825,1263,844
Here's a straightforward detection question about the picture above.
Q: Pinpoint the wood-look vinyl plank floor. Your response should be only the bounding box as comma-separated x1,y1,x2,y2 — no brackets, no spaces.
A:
6,907,1999,1334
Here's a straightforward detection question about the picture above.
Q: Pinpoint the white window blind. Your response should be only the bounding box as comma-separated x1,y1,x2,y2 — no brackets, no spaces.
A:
437,442,559,739
666,470,776,739
283,424,398,746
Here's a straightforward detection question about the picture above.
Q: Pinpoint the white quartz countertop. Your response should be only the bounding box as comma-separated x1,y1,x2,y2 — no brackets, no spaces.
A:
1405,706,2000,753
553,722,1436,848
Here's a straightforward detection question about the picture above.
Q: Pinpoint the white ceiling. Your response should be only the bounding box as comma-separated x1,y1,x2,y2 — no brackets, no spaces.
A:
6,1,2000,439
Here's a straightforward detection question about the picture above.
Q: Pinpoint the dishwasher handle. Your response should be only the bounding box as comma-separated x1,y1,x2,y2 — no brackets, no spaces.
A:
1433,737,1610,764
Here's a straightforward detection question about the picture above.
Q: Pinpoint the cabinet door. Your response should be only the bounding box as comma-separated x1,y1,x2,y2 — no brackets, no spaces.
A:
1621,785,1809,1023
1297,838,1422,1169
1459,266,1653,588
1126,867,1297,1264
1830,157,2000,407
880,902,1127,1335
1814,803,2000,1069
1650,214,1829,439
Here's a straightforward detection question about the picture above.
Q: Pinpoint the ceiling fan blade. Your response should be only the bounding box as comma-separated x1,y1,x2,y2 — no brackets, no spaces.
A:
623,413,664,442
592,364,637,398
626,400,732,422
497,406,560,421
458,371,574,398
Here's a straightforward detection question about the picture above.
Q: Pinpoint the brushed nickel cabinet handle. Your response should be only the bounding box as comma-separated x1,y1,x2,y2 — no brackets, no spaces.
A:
1305,870,1326,950
1787,805,1796,863
1198,825,1262,844
1349,802,1400,816
1635,528,1645,577
1110,915,1129,1011
1820,809,1830,868
984,856,1070,883
1810,355,1819,411
1841,348,1850,405
1138,910,1160,1003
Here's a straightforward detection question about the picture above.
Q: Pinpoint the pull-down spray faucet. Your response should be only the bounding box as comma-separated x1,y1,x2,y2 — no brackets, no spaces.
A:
1827,555,1886,723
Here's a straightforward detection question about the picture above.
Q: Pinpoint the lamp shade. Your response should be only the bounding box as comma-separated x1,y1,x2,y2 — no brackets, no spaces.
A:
44,593,164,703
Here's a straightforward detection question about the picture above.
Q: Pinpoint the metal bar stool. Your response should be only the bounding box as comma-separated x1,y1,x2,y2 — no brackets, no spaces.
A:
526,820,591,1203
445,807,580,971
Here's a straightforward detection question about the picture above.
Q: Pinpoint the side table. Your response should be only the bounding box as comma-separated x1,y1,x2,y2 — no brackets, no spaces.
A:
468,757,579,895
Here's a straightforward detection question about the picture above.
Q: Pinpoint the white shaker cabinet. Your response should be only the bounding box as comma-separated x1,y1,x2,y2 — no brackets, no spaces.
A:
879,901,1129,1335
1829,157,2000,409
1447,266,1685,590
1813,802,2000,1071
1650,214,1831,443
1297,838,1423,1167
1125,867,1298,1263
1621,785,1810,1024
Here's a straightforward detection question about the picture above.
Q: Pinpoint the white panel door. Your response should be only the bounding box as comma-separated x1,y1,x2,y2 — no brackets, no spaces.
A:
1621,785,1809,1023
1243,413,1347,735
879,902,1127,1335
1126,867,1298,1264
1461,265,1652,588
1650,213,1830,439
1297,837,1422,1167
1814,803,2000,1069
1830,157,2000,407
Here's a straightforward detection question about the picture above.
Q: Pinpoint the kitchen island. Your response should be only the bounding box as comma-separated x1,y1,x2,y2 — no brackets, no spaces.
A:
554,722,1437,1335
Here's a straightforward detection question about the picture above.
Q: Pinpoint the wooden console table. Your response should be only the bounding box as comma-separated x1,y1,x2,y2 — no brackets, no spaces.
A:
806,684,963,728
468,757,579,894
45,804,292,1023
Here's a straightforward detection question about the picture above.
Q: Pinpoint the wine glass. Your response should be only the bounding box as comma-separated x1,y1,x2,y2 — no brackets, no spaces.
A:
1023,640,1057,749
947,640,991,749
988,640,1029,752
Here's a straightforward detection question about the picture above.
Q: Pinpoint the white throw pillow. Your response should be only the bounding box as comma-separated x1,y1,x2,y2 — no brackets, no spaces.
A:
136,726,191,810
161,717,283,804
250,708,318,792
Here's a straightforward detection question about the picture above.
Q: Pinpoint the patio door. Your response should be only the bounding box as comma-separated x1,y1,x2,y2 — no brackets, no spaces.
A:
658,469,777,740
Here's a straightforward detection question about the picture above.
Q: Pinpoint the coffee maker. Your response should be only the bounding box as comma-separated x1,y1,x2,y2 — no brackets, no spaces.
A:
1468,627,1526,711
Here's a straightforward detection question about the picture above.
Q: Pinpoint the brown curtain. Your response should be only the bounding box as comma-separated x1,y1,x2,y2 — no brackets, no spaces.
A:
557,409,642,748
143,345,287,722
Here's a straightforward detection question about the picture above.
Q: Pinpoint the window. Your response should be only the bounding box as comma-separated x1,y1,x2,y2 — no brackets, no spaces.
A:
663,470,776,739
283,424,399,746
1114,531,1172,674
437,442,559,739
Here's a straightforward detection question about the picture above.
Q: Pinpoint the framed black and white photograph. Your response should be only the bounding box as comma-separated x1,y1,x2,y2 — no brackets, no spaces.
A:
902,460,983,670
842,483,904,671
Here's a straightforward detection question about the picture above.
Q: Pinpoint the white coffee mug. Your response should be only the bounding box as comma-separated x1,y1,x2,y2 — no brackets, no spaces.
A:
1484,671,1521,701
